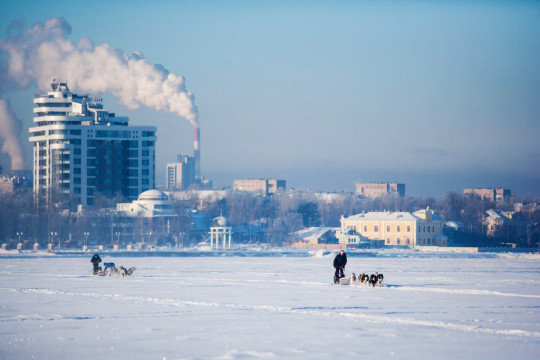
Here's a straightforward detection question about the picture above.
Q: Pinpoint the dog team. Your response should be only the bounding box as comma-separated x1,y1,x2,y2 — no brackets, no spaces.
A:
333,250,384,286
349,272,384,287
91,253,136,277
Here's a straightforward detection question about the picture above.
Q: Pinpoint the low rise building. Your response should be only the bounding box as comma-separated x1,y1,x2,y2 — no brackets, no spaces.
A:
463,188,511,203
482,209,527,238
289,227,340,249
168,189,226,211
340,208,447,247
0,176,15,193
117,189,176,218
0,172,32,193
233,179,286,196
232,219,266,243
335,228,384,248
355,182,405,199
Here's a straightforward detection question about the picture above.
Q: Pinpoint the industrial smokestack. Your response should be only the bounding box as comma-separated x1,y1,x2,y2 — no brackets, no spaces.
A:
0,18,199,170
194,127,201,180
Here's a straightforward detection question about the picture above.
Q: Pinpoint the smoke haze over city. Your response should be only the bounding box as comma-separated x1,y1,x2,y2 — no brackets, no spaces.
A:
1,0,539,197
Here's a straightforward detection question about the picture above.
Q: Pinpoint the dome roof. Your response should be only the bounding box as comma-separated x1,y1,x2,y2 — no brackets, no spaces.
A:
138,189,169,201
211,216,231,227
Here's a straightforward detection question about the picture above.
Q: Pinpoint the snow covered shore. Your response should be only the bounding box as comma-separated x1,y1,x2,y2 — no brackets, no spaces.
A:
1,246,538,259
1,252,539,359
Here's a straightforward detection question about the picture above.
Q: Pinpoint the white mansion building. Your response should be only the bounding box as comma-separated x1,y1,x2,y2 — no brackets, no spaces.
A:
339,208,448,247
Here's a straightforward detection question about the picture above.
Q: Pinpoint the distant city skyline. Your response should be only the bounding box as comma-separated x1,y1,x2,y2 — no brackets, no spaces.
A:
1,0,539,197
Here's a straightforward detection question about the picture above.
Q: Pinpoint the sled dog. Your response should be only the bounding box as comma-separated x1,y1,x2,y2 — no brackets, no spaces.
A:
350,273,356,285
106,267,120,276
376,273,384,287
369,273,378,287
360,273,369,286
119,266,136,277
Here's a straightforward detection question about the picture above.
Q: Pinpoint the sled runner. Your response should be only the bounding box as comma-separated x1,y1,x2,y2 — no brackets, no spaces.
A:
333,276,350,285
334,270,347,285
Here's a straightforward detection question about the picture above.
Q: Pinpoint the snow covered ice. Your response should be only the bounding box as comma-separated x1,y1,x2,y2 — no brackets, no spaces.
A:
1,250,539,359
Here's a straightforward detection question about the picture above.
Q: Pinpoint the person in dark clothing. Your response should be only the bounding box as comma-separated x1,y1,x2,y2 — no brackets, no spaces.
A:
91,253,102,275
333,250,347,282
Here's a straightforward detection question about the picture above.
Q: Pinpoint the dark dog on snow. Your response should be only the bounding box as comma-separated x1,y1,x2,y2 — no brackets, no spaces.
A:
369,273,378,287
360,273,369,286
376,273,384,287
368,272,384,287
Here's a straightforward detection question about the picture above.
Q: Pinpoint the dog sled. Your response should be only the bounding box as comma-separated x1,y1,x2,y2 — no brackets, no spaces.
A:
334,270,349,285
333,275,350,285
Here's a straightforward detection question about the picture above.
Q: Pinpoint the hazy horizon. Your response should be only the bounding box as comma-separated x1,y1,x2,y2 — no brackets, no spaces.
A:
1,0,539,198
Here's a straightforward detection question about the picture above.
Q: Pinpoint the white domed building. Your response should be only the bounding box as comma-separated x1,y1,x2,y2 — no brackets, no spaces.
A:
210,216,232,250
116,190,178,246
117,190,176,218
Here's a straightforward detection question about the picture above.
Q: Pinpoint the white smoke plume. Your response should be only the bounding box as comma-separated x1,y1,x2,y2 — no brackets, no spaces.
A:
0,17,198,122
0,98,25,170
0,17,199,171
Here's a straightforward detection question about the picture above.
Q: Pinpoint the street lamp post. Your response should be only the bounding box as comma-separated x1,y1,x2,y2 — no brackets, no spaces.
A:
179,232,185,249
16,232,23,250
144,232,152,250
32,232,39,251
83,232,90,247
50,232,58,250
115,232,120,245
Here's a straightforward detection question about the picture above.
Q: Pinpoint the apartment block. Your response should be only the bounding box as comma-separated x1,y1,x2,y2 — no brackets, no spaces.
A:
355,182,405,199
29,81,156,206
232,179,286,196
166,154,195,190
463,188,511,203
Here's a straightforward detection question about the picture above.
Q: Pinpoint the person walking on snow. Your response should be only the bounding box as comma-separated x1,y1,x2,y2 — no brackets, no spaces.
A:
333,250,347,282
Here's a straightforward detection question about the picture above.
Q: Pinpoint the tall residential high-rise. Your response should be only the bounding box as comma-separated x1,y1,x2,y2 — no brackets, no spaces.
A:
29,81,157,206
166,154,195,190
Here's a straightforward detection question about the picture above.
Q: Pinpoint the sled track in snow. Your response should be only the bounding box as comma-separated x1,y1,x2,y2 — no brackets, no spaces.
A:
2,287,540,339
387,285,540,298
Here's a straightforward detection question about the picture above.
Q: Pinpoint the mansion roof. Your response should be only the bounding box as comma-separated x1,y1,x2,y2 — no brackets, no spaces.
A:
342,210,443,222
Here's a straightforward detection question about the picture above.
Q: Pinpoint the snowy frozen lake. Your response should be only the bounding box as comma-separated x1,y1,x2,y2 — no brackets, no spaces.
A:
1,251,539,359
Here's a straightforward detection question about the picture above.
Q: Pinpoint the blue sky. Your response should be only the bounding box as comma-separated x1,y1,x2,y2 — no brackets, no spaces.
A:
1,0,539,197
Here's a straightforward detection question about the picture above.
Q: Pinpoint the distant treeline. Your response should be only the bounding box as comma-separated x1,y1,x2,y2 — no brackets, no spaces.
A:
1,188,539,248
